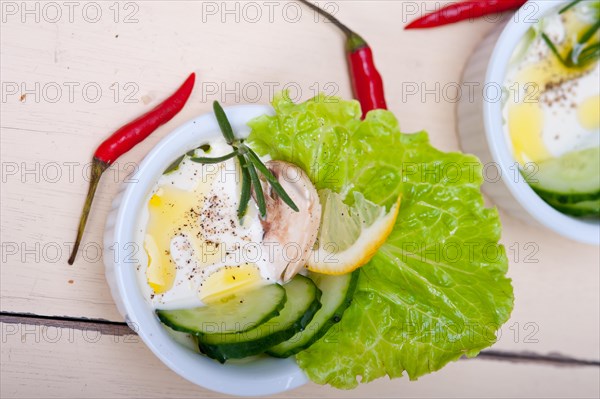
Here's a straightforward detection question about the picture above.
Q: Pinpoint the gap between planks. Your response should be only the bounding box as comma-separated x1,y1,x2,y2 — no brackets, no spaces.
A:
1,311,599,368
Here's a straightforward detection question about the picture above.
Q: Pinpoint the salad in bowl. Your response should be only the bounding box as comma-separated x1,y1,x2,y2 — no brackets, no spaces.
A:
503,0,599,217
105,92,513,395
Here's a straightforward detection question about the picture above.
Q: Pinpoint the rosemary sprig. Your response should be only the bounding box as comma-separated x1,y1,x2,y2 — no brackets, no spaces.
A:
247,161,267,218
245,147,300,212
186,101,298,220
237,154,252,218
560,0,584,14
579,41,600,64
542,26,600,68
579,19,600,45
542,3,600,69
190,151,238,164
164,145,210,174
213,100,235,145
541,32,569,65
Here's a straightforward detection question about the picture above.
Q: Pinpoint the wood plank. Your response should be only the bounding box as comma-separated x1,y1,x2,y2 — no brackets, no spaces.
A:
1,319,598,398
0,0,497,319
1,0,598,365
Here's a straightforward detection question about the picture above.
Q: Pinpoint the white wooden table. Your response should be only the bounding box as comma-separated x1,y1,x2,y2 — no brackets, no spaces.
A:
1,1,599,397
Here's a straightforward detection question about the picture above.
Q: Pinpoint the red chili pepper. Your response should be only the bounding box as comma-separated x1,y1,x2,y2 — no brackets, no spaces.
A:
405,0,527,30
298,0,387,117
68,72,195,265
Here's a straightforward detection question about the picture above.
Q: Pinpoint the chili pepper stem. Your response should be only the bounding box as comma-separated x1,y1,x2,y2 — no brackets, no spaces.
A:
297,0,367,52
297,0,386,116
298,0,352,37
70,73,194,264
68,157,109,265
345,32,368,52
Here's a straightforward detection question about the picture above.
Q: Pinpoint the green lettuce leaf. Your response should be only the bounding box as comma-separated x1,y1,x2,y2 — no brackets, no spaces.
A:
296,132,513,388
247,94,514,389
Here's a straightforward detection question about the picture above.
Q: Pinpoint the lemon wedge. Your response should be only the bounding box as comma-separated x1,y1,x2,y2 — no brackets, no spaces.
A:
307,189,400,275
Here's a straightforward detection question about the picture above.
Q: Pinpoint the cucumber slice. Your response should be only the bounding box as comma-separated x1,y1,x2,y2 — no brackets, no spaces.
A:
546,198,600,217
197,275,322,363
267,270,359,358
156,283,285,336
527,147,600,204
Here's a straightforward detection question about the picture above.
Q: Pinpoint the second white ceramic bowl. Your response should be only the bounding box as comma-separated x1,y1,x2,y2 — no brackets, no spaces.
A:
457,0,599,245
103,105,308,396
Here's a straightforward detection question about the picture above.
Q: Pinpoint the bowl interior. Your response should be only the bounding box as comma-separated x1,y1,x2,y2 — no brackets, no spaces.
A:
483,0,599,245
109,104,308,396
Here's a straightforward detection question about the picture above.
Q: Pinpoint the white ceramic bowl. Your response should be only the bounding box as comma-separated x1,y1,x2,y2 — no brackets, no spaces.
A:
103,105,308,396
457,0,599,245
